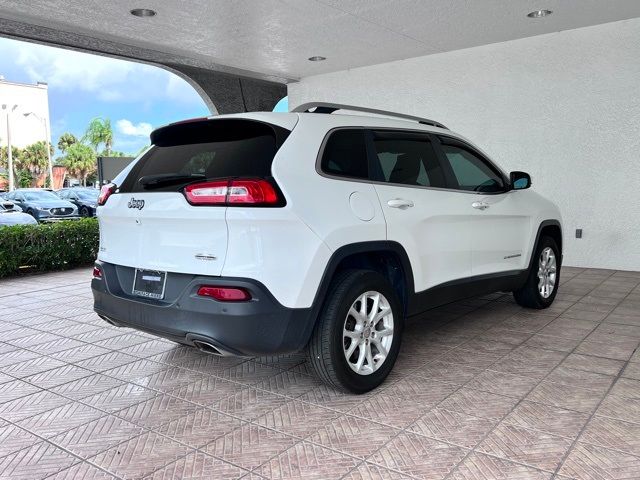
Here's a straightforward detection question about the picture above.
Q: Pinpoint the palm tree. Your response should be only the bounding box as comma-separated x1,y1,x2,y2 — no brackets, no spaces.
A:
19,141,52,187
57,132,78,154
83,118,113,156
62,143,96,186
0,145,23,181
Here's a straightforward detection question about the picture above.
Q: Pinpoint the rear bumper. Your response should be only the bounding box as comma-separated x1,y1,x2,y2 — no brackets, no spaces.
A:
91,261,315,356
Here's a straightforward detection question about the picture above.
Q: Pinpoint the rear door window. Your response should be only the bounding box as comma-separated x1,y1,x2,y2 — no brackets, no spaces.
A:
371,131,447,188
119,119,290,193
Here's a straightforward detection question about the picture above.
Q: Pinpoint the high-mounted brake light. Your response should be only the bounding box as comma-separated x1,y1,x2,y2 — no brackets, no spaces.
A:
197,286,251,302
169,116,210,126
98,183,117,206
184,179,280,206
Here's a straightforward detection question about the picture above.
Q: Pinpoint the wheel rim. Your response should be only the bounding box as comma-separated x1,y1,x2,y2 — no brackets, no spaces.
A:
538,247,557,299
343,290,394,376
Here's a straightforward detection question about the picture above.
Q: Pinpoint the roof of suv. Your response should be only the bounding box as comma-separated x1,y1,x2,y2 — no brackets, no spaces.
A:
157,106,488,158
212,110,453,135
293,102,448,129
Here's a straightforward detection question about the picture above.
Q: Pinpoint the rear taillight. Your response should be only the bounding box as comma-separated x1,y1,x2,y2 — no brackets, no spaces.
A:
184,179,280,206
197,286,251,302
92,266,103,280
98,183,117,206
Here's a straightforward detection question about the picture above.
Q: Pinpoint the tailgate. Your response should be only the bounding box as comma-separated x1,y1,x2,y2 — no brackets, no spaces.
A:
97,116,293,276
98,192,226,275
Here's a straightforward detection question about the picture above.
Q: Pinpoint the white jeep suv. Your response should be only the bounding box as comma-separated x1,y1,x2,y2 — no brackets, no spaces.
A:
92,102,562,393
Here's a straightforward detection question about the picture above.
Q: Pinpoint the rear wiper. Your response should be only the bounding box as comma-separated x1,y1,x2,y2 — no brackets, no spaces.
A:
139,173,205,189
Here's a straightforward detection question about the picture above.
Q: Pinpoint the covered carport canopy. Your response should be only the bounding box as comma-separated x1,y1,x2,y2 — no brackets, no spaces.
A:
1,0,639,113
1,0,639,270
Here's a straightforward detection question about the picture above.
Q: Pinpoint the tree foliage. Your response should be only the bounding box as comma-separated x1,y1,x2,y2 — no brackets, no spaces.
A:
98,149,128,157
57,132,78,154
0,146,34,187
15,141,53,187
62,142,96,187
16,170,33,188
0,145,22,173
83,118,113,156
4,117,137,187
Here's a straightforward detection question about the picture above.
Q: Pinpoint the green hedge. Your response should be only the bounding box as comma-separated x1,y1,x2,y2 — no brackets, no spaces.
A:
0,218,99,278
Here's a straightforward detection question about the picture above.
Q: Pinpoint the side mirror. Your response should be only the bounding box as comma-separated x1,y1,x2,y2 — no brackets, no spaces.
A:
510,171,531,190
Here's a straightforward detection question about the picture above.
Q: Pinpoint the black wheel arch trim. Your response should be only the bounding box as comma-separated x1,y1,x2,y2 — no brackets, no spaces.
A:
308,241,415,320
528,220,563,271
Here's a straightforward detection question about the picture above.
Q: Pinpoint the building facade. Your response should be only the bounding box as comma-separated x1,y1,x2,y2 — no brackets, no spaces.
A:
0,77,51,189
0,77,51,148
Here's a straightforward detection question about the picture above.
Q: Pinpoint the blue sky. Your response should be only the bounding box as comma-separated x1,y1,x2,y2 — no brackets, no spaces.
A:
0,37,211,158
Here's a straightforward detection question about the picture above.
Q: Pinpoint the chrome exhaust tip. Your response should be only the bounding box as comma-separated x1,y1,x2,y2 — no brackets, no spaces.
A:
192,340,224,356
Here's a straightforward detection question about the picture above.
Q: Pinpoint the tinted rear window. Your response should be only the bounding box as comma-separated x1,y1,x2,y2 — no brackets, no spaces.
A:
119,119,289,193
320,129,369,179
371,131,446,188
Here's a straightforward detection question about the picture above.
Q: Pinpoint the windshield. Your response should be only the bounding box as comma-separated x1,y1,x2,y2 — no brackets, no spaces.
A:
76,190,99,201
23,191,60,201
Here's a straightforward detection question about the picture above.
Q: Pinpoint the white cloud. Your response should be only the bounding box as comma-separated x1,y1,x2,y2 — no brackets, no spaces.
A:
116,119,153,137
113,135,149,155
6,40,205,106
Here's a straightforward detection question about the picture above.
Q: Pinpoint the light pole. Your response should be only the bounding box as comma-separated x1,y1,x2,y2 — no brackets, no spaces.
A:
24,112,53,189
1,104,18,191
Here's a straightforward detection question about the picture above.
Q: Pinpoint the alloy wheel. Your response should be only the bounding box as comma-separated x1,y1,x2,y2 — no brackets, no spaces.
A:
342,290,394,375
538,247,557,298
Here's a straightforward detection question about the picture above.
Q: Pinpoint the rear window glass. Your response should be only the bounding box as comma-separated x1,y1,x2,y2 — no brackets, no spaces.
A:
119,119,289,193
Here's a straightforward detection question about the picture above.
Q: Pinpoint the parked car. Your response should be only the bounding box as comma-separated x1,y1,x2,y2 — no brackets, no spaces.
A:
92,103,563,393
0,201,37,227
4,188,79,222
0,199,23,212
56,188,99,217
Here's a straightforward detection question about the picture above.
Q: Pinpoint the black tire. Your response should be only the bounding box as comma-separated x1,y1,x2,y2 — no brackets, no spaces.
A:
308,269,403,394
80,206,90,217
513,236,561,309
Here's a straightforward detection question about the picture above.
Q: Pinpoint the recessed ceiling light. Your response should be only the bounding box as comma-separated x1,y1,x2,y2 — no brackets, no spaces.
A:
130,8,156,17
308,56,326,62
527,9,552,18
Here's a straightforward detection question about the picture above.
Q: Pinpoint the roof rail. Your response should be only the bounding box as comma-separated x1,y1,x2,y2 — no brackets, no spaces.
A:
292,102,448,130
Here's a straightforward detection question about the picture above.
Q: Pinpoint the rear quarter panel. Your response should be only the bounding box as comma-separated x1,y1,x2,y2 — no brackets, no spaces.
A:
263,115,391,308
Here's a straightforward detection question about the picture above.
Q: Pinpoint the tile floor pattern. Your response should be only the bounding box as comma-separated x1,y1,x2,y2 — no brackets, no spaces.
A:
0,267,639,479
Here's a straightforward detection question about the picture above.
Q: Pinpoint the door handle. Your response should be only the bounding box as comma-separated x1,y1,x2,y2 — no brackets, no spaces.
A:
387,199,414,209
472,201,490,210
